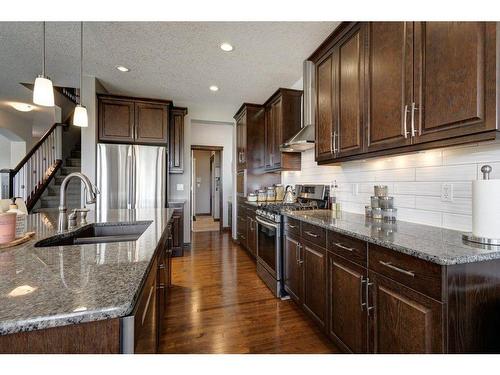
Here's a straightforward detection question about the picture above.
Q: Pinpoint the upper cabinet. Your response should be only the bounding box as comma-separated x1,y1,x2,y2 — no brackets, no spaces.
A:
311,22,498,164
98,95,171,145
169,107,187,174
234,103,264,172
263,89,302,171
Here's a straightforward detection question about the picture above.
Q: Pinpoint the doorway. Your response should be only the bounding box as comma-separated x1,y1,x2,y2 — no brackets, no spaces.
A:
191,145,223,233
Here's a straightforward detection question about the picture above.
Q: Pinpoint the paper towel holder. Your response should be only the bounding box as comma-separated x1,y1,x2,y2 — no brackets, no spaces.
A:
463,165,500,246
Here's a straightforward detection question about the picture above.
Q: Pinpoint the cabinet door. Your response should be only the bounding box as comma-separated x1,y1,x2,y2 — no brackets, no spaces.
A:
283,233,302,302
264,106,274,168
336,24,365,157
366,22,413,152
315,52,335,162
328,253,367,353
247,217,257,257
368,271,444,353
302,241,326,328
413,22,496,143
271,97,282,168
134,102,168,144
169,109,185,173
98,98,135,143
171,210,183,257
134,258,158,353
236,113,247,171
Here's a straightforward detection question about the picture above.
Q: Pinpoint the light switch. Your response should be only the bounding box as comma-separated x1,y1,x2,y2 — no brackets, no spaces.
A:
176,184,184,191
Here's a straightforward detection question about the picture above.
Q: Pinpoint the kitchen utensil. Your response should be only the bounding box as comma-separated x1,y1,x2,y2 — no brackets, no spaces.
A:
283,185,297,204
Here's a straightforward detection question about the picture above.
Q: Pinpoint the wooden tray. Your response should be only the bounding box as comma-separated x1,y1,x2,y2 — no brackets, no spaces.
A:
0,232,35,250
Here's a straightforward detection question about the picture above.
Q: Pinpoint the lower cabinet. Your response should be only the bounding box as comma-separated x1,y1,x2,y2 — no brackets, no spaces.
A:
169,203,184,257
246,216,257,257
302,242,327,328
368,271,444,354
283,232,302,302
328,253,367,353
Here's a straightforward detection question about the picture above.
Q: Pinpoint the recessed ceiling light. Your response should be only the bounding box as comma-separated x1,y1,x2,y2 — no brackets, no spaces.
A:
220,42,234,52
116,65,130,72
10,102,35,112
209,85,219,92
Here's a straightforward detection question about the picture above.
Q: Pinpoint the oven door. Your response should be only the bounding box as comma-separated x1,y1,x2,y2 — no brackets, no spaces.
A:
256,216,281,279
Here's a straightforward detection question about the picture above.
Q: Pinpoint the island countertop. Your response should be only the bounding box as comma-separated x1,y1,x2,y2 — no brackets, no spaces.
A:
0,208,173,336
283,210,500,266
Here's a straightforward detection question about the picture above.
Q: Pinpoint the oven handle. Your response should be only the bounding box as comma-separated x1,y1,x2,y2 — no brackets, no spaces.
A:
255,216,280,230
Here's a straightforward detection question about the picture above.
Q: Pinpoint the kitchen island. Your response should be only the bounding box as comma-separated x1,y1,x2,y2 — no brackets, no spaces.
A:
0,208,174,354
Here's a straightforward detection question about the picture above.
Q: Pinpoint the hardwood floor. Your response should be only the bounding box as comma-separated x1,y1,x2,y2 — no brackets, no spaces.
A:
192,216,220,232
159,231,340,354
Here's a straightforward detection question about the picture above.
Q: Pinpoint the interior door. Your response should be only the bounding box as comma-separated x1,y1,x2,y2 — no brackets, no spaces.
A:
368,271,444,353
366,22,413,152
413,22,496,143
336,24,365,157
134,145,167,209
328,253,367,353
315,52,335,162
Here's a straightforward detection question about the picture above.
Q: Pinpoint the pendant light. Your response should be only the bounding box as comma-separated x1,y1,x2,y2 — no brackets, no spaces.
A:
73,21,88,127
33,22,55,107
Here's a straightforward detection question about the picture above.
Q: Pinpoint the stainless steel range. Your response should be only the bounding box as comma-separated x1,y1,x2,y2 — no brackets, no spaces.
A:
255,184,328,298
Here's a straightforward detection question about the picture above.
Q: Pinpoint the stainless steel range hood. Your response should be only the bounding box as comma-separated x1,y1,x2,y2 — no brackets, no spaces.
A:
281,60,315,152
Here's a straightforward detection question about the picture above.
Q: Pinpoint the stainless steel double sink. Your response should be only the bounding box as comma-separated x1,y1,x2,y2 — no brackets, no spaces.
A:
34,221,152,247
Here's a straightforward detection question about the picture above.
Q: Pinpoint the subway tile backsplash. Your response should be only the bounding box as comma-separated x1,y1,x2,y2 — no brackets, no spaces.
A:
281,141,500,232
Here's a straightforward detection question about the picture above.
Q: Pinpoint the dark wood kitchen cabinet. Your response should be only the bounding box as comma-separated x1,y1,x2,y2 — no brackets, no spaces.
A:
234,103,264,172
368,271,444,353
328,253,367,353
246,215,257,258
169,107,187,174
311,22,499,164
283,232,302,302
302,241,327,328
263,89,302,171
168,201,185,257
98,94,172,145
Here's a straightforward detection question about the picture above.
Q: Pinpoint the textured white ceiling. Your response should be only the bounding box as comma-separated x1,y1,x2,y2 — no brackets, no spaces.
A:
0,21,339,122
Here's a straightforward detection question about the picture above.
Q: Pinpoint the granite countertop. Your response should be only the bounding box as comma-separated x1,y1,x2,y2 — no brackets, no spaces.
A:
0,208,173,336
283,210,500,266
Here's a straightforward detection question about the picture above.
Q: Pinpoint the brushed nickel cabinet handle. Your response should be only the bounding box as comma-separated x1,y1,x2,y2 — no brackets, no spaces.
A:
379,260,415,277
287,224,297,229
411,102,418,137
366,279,374,316
403,104,409,138
360,277,366,311
335,242,353,252
305,231,319,238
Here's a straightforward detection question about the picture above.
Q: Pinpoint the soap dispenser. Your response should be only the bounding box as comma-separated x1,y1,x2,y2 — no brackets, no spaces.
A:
7,197,27,237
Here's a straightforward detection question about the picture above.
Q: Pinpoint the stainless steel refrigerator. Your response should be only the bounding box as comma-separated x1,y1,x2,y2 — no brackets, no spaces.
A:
97,143,168,211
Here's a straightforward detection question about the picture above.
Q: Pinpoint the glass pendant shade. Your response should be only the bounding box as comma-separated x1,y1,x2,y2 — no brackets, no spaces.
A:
33,75,55,107
73,104,88,127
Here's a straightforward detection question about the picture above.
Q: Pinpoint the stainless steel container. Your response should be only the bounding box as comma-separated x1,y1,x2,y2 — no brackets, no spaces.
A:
371,196,380,208
275,184,285,202
365,205,373,217
374,185,388,197
382,208,397,222
379,196,394,209
372,207,383,219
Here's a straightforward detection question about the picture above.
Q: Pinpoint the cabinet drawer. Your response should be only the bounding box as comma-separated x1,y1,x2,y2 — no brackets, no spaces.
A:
284,216,301,236
301,222,326,248
368,244,443,301
327,231,367,267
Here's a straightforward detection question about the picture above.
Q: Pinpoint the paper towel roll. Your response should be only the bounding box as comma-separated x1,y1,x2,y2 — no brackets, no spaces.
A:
472,179,500,238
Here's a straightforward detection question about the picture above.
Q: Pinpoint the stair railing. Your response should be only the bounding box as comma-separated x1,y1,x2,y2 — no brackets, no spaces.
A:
0,123,66,211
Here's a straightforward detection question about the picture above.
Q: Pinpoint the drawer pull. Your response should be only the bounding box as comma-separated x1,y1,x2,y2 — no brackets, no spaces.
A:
379,261,415,277
366,279,374,315
335,242,354,252
305,231,319,238
360,277,366,311
287,224,297,229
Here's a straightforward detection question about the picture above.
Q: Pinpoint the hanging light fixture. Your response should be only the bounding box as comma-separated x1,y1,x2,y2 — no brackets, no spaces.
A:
33,22,55,107
73,21,88,127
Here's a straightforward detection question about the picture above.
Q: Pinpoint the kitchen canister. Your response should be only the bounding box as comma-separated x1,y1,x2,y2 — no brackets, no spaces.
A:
365,205,373,218
468,165,500,242
382,208,398,222
372,207,383,220
374,185,388,197
370,196,380,208
275,184,285,202
257,189,267,202
0,212,17,244
379,196,394,209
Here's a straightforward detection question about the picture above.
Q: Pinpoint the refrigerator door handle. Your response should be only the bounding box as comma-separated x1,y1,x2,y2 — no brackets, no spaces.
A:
127,147,133,209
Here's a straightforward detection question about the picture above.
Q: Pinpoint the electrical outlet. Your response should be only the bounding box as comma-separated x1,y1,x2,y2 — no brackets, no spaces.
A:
441,183,453,202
